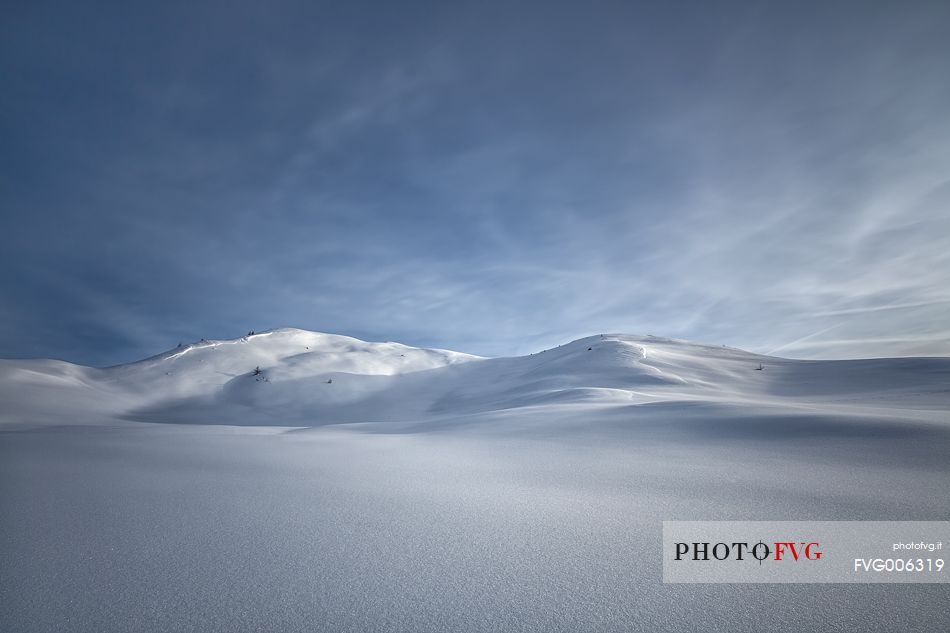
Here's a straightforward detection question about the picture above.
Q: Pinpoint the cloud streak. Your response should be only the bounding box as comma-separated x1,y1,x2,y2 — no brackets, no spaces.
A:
1,1,949,365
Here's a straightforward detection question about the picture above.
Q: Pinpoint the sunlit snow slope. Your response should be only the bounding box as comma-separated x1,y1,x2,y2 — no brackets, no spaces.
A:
2,328,947,430
3,329,950,633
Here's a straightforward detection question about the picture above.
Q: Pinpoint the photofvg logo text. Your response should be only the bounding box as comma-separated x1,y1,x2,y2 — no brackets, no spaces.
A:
663,521,949,583
674,540,822,563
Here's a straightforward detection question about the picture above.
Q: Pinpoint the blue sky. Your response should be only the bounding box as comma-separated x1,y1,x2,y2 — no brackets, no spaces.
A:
2,1,949,366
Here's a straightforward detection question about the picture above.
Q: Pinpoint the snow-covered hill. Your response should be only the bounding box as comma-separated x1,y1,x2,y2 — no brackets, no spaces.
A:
3,329,950,633
2,328,947,430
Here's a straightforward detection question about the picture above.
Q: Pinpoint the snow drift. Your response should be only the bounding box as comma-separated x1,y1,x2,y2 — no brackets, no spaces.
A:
3,328,949,633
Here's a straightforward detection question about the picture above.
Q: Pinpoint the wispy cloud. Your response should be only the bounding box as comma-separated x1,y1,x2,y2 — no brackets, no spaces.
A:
1,1,948,365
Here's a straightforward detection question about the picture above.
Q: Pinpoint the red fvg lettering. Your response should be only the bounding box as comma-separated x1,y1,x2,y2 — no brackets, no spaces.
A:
774,541,823,561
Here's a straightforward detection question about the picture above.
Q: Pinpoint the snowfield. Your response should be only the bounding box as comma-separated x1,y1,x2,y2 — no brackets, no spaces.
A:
2,329,948,632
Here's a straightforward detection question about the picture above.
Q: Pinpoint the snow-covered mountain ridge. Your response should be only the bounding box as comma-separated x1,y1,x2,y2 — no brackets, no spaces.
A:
1,328,948,429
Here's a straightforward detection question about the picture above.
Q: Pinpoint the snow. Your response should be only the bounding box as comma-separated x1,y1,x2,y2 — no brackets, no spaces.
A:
1,329,949,631
4,329,946,430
